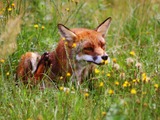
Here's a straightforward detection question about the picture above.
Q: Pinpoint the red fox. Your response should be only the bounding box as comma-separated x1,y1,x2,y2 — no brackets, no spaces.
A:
17,17,112,85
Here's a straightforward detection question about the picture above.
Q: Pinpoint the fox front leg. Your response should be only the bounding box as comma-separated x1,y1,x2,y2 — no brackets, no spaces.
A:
34,52,51,84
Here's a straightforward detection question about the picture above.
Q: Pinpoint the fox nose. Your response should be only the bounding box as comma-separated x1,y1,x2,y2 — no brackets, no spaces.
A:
102,55,108,60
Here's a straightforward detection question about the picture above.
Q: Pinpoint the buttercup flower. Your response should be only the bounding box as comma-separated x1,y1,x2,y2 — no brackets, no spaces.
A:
6,72,9,76
41,25,45,30
130,88,137,94
11,3,15,8
123,81,130,87
108,89,114,95
99,82,104,87
104,60,108,64
65,8,70,11
59,86,64,91
62,37,66,40
0,59,5,63
112,58,117,63
130,51,135,56
65,42,68,45
84,93,89,98
132,79,137,83
72,43,77,48
34,24,39,29
8,8,12,12
114,81,119,86
102,112,107,116
106,73,111,77
66,72,71,77
154,84,159,89
142,73,150,83
59,76,63,80
94,68,100,74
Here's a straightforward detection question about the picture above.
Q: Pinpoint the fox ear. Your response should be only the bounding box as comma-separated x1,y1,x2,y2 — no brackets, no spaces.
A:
96,17,112,37
58,24,77,41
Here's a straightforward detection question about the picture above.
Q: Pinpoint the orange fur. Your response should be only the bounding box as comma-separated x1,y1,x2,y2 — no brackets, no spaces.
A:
17,18,111,85
16,52,40,84
17,17,112,86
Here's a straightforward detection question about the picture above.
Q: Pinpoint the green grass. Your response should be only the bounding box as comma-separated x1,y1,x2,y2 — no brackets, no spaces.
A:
0,0,160,120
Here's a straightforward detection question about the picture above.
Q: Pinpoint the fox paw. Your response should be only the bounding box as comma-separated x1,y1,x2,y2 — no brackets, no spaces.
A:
40,52,50,65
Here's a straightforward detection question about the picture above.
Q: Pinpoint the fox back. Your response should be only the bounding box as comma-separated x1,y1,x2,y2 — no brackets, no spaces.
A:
16,52,41,84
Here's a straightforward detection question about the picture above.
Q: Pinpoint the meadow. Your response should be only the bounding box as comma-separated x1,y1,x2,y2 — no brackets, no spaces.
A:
0,0,160,120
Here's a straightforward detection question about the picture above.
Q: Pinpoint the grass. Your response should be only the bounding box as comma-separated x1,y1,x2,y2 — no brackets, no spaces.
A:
0,0,160,120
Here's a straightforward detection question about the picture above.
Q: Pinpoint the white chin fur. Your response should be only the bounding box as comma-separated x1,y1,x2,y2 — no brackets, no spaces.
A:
76,55,103,64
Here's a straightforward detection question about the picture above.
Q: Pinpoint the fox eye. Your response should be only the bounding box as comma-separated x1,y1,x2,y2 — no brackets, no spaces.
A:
101,44,105,49
100,42,105,49
83,47,94,52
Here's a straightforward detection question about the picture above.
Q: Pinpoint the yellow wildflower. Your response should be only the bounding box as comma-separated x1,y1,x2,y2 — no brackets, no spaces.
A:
62,37,66,40
130,88,137,94
11,3,15,8
101,60,104,64
84,93,89,98
136,79,140,83
59,76,63,80
142,73,146,79
114,81,119,86
6,72,9,76
123,83,127,87
66,72,71,77
142,73,150,83
41,25,45,30
112,58,117,63
108,89,114,95
65,42,68,45
94,68,100,74
102,112,107,116
123,81,130,87
132,79,137,83
154,84,159,89
104,60,108,64
99,82,104,87
65,8,70,11
0,59,5,63
106,73,111,77
129,51,135,56
34,24,39,29
8,8,12,12
59,86,64,91
72,43,77,48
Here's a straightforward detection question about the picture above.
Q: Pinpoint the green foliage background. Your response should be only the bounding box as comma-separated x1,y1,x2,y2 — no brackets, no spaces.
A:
0,0,160,120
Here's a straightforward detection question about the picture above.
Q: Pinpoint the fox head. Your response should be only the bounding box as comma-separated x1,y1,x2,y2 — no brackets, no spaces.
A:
58,17,112,65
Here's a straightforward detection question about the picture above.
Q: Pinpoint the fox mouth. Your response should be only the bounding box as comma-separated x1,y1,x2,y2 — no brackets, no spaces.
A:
87,61,104,65
76,54,108,65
